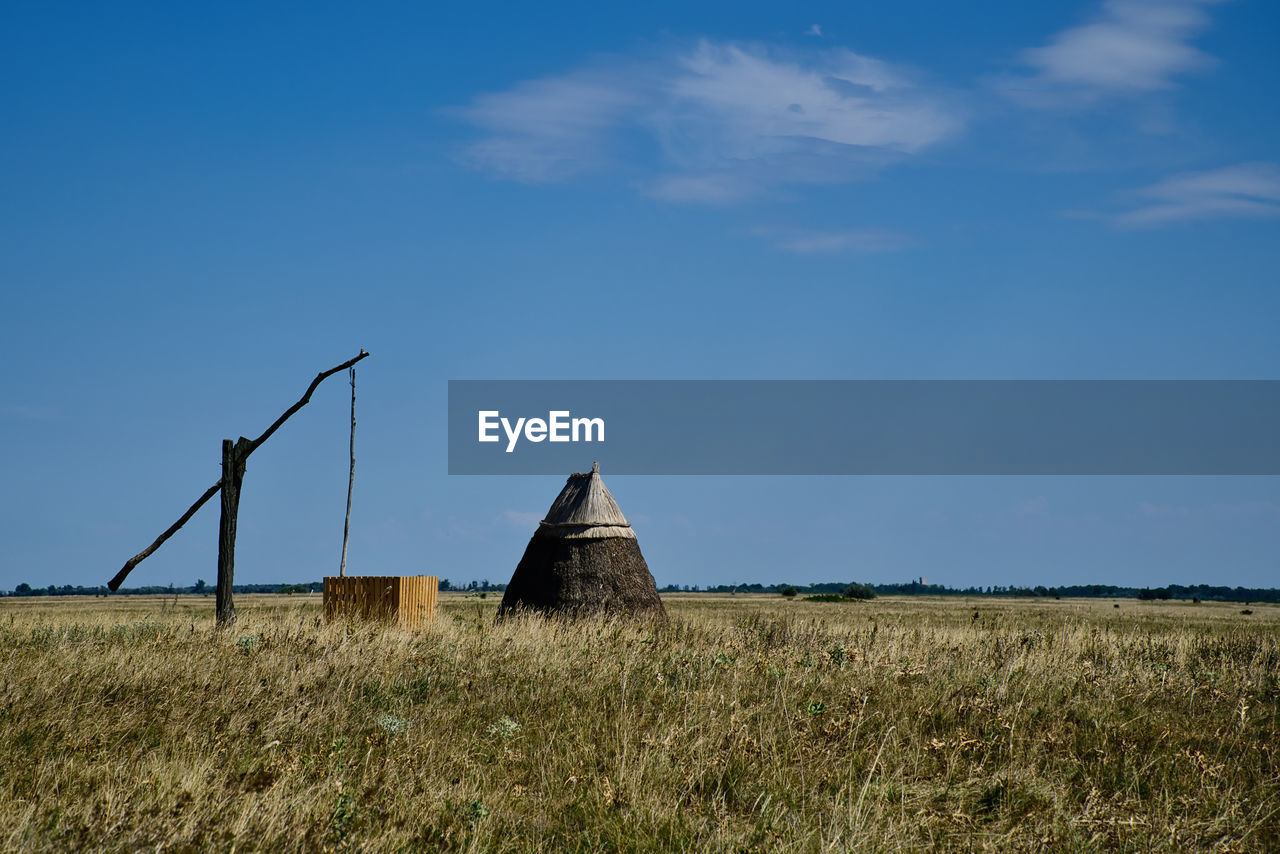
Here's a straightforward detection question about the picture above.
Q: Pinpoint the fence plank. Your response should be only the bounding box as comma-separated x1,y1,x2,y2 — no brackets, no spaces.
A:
323,576,438,629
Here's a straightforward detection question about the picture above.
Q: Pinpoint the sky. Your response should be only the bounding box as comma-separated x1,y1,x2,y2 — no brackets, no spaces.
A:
2,0,1278,592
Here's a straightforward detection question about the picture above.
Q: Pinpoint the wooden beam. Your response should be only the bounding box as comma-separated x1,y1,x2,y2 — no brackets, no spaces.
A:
107,482,220,591
240,350,370,456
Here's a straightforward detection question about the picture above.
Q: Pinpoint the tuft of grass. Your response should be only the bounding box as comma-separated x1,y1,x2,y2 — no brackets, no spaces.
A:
0,592,1276,851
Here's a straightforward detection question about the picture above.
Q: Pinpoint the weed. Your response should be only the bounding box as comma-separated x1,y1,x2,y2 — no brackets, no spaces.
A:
377,714,409,736
330,793,357,841
464,799,490,825
486,716,520,740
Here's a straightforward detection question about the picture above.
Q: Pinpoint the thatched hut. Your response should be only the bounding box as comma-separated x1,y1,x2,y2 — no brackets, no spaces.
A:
499,462,665,619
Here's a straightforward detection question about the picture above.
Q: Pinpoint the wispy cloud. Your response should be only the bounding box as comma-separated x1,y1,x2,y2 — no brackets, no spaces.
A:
1111,162,1280,226
805,24,823,38
501,509,543,529
454,40,962,202
752,226,913,254
648,173,756,204
456,67,649,182
1001,0,1222,107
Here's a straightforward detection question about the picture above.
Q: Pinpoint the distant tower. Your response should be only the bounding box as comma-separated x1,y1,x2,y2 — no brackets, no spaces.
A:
919,576,927,586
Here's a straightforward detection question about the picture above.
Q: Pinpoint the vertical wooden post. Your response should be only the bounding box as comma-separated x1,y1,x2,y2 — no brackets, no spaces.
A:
216,438,248,627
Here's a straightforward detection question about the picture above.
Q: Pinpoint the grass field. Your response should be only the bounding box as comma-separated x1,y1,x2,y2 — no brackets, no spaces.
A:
1,593,1277,852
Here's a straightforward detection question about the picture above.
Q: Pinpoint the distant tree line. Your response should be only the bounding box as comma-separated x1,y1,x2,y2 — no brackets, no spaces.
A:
436,579,506,593
3,579,509,597
4,581,323,597
7,579,1274,604
658,581,1279,604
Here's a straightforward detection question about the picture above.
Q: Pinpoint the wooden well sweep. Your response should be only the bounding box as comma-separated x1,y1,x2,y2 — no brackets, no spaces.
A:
323,576,438,629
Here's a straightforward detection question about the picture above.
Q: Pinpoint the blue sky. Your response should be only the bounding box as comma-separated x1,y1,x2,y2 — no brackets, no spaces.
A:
2,0,1278,592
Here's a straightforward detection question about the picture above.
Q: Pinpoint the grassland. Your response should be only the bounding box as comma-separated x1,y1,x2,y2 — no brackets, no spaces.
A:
1,593,1276,852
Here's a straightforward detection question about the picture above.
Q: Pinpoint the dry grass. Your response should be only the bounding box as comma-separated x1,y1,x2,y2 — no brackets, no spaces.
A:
1,593,1277,852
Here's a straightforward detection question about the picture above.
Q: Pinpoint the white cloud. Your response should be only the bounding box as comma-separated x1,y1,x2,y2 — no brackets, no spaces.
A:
665,42,953,156
752,226,913,254
806,24,823,37
456,68,649,182
648,173,756,204
1112,162,1280,226
501,509,543,529
454,40,961,202
1005,0,1222,106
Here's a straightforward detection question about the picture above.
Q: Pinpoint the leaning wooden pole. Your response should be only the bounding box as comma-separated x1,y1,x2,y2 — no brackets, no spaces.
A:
339,367,356,578
107,482,222,591
108,349,370,592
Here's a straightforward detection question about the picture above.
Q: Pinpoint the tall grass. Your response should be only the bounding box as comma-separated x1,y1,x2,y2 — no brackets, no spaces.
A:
1,594,1276,851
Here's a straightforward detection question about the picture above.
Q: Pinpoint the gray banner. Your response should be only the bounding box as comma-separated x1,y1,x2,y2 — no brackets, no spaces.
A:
447,381,1280,474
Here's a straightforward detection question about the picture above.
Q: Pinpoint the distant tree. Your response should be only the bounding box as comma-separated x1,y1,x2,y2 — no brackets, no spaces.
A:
842,582,876,600
194,579,207,594
779,585,798,598
15,583,31,595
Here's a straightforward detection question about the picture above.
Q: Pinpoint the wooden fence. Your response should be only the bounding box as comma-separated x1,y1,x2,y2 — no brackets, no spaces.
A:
322,575,438,629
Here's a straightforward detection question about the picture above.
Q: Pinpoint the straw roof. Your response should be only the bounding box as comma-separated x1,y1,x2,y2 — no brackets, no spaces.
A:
535,461,635,540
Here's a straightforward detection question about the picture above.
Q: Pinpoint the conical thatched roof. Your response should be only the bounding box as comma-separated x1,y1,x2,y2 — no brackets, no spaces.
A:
536,461,636,539
499,463,665,619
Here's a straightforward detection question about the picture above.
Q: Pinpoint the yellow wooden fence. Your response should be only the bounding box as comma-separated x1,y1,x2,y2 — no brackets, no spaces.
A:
322,575,438,629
